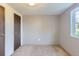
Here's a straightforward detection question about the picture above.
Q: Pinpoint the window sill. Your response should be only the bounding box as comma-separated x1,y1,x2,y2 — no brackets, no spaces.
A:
71,34,79,39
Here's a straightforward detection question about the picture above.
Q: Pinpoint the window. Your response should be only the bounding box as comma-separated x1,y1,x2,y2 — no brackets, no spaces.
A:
71,7,79,37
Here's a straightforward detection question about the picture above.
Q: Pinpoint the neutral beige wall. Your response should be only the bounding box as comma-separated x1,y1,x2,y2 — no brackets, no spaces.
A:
22,15,59,45
0,4,22,56
60,4,79,56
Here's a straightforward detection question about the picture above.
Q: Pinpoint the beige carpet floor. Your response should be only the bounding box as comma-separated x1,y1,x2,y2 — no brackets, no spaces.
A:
12,45,69,56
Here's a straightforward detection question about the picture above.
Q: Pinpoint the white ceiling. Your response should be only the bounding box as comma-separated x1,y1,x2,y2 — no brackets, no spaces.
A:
8,3,73,15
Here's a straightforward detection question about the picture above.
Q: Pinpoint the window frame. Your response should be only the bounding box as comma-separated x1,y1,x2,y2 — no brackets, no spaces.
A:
71,7,79,38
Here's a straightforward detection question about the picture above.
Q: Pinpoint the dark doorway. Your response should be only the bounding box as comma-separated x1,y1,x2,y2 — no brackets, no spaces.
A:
14,14,21,51
0,6,5,56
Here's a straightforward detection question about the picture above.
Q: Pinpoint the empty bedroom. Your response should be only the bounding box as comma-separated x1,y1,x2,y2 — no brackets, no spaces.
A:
0,3,79,56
